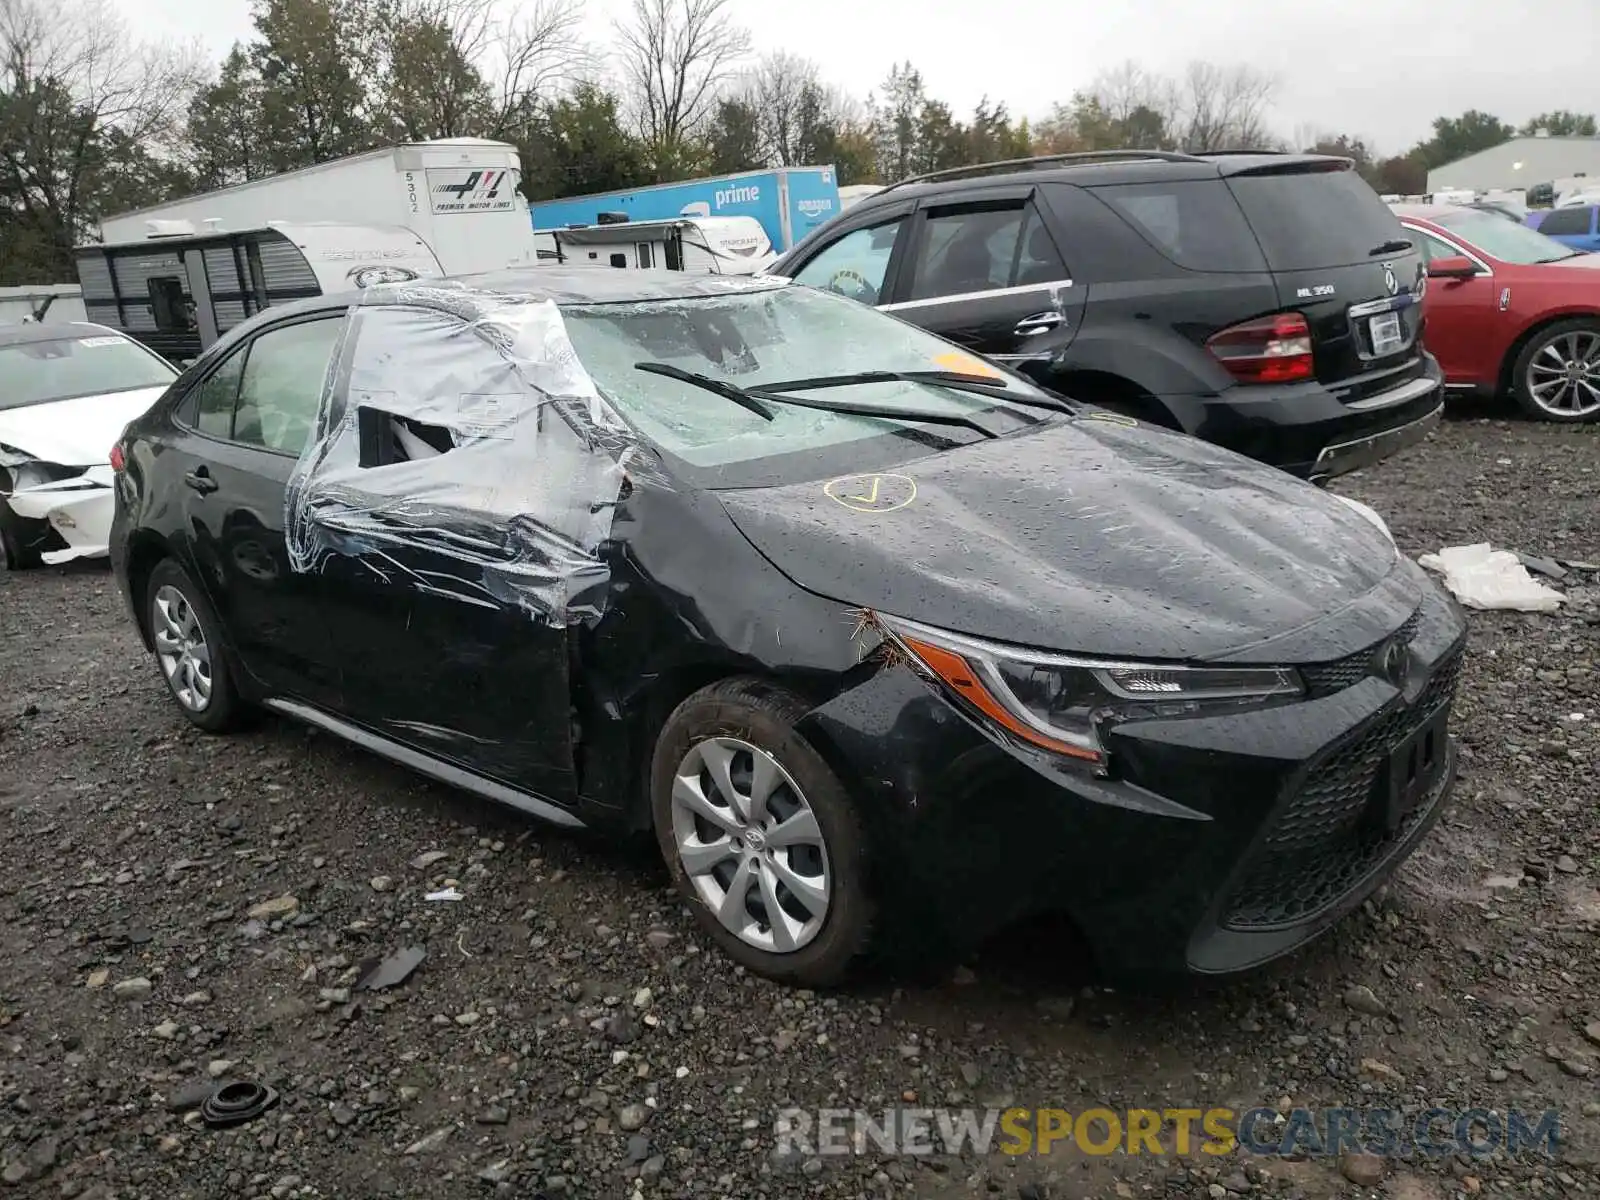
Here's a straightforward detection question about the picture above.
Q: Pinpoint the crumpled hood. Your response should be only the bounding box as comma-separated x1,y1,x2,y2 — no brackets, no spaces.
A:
716,417,1409,662
0,385,167,468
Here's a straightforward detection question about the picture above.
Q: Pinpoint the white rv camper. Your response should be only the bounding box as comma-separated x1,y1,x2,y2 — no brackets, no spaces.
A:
75,222,444,361
536,215,775,274
98,139,539,277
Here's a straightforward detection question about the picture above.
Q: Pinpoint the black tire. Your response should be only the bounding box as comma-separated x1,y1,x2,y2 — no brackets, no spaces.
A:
144,558,244,733
0,500,43,571
1510,318,1600,423
650,677,874,987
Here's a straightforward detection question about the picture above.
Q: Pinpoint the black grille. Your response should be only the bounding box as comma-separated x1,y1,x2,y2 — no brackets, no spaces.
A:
1221,642,1465,931
1301,610,1422,698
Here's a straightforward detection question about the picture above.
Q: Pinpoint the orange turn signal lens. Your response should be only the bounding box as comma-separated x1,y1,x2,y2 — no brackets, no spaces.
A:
898,634,1102,763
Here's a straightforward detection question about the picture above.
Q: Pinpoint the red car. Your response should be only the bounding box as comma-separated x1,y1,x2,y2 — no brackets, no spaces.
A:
1394,204,1600,423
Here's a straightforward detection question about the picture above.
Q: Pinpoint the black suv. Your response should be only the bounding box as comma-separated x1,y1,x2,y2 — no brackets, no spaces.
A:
770,150,1444,480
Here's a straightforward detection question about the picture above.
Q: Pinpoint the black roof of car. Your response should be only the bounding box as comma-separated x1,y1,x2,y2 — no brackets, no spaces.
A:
0,321,124,348
848,149,1354,206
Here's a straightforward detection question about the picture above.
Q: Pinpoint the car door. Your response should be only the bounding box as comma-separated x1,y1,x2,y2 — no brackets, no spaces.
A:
1405,223,1501,387
300,304,579,807
168,312,347,705
878,188,1082,368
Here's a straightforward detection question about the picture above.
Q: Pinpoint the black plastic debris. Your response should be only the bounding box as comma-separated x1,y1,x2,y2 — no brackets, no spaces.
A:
166,1080,217,1114
1516,552,1569,581
201,1080,280,1129
355,945,426,992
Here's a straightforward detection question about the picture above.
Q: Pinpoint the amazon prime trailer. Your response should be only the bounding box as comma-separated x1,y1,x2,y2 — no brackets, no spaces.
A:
75,222,444,361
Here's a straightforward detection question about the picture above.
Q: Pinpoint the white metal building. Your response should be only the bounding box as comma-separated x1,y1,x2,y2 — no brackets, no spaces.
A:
1426,136,1600,194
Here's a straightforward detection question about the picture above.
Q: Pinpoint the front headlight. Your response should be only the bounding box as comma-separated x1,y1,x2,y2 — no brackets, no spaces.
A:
876,614,1304,772
5,460,81,493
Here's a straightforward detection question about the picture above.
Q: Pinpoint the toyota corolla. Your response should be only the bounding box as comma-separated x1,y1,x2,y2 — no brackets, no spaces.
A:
109,270,1467,986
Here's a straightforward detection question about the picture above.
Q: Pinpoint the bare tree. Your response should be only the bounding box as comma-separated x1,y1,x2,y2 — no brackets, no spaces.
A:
1171,61,1278,151
1089,59,1177,128
613,0,750,173
744,50,818,165
1,0,203,274
2,0,202,146
383,0,588,137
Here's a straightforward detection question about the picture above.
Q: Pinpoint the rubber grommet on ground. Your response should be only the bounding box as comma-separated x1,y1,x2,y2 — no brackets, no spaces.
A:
200,1080,280,1128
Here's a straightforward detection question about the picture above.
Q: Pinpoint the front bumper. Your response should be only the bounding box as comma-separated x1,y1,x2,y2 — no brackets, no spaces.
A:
6,467,116,563
1162,356,1445,480
797,569,1468,980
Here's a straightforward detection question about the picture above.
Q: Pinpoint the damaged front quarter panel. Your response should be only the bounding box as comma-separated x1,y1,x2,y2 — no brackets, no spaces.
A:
285,283,662,627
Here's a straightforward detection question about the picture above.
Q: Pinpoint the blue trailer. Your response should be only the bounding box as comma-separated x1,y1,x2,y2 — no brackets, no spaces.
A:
529,166,840,252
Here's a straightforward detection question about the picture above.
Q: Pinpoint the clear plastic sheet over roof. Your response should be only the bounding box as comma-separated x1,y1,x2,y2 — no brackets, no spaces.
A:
285,281,649,626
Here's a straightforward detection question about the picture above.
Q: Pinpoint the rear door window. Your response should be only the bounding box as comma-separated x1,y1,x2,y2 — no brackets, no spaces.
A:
906,200,1069,300
1227,168,1407,271
1090,181,1267,272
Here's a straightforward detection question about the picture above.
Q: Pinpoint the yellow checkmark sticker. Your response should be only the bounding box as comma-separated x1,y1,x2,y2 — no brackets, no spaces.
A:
823,473,916,513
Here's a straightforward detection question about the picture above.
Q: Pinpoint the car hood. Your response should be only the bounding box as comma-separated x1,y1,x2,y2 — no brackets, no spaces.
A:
0,385,168,467
1541,252,1600,273
716,417,1412,663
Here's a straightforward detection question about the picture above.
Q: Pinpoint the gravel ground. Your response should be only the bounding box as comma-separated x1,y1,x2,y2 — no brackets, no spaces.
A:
1,413,1597,1200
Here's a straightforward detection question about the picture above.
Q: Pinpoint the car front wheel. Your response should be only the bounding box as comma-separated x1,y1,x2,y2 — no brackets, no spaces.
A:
145,558,243,732
1512,318,1600,422
0,500,43,570
650,678,874,986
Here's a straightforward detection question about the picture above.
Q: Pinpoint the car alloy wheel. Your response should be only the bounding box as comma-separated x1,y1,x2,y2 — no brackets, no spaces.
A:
668,735,831,954
152,583,214,712
1523,326,1600,419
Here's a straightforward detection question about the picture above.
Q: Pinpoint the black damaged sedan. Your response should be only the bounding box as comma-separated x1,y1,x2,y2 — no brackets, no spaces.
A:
109,269,1466,986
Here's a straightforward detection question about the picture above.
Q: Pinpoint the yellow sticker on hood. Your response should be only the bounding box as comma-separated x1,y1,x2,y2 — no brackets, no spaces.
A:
932,351,1004,380
823,472,917,513
1080,410,1139,427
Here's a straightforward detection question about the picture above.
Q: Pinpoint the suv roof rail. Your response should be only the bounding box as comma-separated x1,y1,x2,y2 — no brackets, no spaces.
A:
879,149,1206,194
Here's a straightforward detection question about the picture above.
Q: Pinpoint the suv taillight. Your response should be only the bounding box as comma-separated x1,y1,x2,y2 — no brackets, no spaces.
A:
1206,312,1314,384
109,443,126,472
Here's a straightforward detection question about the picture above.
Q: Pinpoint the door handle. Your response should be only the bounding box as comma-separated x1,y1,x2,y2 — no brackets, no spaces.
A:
184,467,218,494
1014,311,1065,337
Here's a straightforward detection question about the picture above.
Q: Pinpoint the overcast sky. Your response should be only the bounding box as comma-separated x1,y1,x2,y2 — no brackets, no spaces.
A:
120,0,1600,156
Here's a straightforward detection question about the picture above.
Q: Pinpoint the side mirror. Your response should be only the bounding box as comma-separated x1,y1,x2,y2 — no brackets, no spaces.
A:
1427,255,1478,281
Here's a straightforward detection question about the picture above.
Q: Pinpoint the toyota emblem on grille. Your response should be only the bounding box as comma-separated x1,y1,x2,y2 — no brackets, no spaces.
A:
1374,638,1409,686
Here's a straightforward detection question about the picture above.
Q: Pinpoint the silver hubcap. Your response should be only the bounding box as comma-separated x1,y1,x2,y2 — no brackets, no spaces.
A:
669,736,831,954
1527,330,1600,416
153,585,213,712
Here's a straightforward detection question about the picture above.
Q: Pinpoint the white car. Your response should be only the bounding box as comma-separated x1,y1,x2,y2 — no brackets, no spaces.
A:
0,323,179,568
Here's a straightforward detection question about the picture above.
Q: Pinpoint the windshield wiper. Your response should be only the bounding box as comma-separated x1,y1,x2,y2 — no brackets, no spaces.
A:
634,362,775,421
635,362,999,439
1369,238,1413,256
761,368,1073,415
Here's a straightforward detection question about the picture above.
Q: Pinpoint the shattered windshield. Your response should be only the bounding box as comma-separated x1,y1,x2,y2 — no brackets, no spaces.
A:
559,286,1053,470
0,334,177,409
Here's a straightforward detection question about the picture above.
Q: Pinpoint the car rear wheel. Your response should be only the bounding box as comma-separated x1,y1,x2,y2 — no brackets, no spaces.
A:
0,500,43,570
650,678,873,986
1511,319,1600,422
146,559,242,733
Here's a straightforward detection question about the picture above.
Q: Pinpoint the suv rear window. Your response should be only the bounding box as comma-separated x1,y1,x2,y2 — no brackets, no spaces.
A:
1091,181,1267,272
1226,167,1405,271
